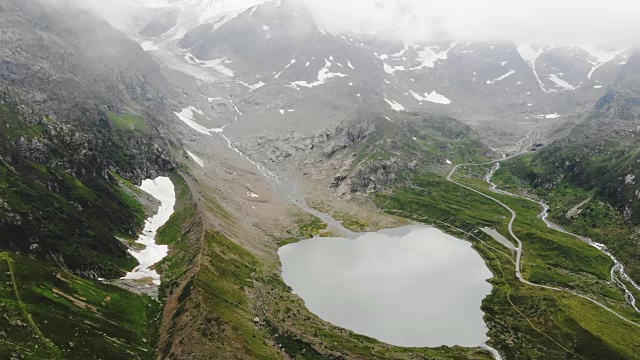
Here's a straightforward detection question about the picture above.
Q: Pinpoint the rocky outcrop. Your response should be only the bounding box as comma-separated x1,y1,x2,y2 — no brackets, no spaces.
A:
335,158,403,198
240,112,488,199
139,9,179,37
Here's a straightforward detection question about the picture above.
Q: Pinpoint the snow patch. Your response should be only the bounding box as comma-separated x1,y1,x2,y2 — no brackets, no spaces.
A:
410,90,451,105
185,53,234,77
384,98,405,111
545,113,560,119
140,41,159,51
582,46,626,79
175,106,214,135
625,174,636,185
237,81,266,91
411,43,456,70
246,191,260,198
486,70,515,85
517,44,552,93
122,177,175,285
204,96,222,102
195,0,271,26
391,43,410,58
187,150,204,167
347,60,354,69
548,74,576,90
287,59,347,90
284,59,297,69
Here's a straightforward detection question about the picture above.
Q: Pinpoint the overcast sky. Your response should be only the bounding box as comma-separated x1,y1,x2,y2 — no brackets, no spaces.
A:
81,0,640,46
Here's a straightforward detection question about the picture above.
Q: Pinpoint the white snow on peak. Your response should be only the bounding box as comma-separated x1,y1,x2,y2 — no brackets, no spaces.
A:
195,0,274,26
185,53,234,77
187,150,204,167
594,85,603,89
246,191,260,198
384,63,406,75
279,109,285,114
517,44,552,93
305,61,311,67
486,70,515,85
411,43,456,70
582,46,626,79
284,59,296,69
262,25,270,31
122,177,175,285
384,98,405,111
545,113,560,119
375,53,389,60
287,59,347,90
445,159,452,164
548,74,576,91
410,90,451,105
347,60,355,69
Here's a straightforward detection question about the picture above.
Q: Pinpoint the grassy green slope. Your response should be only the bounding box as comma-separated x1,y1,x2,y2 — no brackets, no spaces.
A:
0,252,160,359
496,153,640,282
374,171,640,359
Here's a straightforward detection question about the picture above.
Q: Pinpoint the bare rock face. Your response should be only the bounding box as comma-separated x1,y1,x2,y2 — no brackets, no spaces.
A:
240,111,488,199
139,9,179,38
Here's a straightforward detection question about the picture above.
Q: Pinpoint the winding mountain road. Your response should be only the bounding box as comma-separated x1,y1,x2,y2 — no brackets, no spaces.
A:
446,136,640,328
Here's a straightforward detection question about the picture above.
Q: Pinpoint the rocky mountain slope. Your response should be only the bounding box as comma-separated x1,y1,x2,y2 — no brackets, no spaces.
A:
503,52,640,223
0,0,177,278
240,109,491,198
130,0,632,133
494,52,640,281
0,0,184,357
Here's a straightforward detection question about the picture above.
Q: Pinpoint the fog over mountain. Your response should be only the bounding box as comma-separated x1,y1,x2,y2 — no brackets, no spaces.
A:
83,0,640,45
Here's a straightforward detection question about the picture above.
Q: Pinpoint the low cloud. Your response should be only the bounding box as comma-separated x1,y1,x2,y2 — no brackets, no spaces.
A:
79,0,640,46
296,0,640,46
